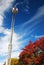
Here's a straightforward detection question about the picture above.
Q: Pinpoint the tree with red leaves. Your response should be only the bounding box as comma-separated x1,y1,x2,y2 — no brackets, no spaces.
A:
19,37,44,65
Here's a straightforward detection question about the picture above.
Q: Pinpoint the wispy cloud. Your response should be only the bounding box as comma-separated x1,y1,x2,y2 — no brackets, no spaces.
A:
15,2,23,7
23,20,41,33
31,35,44,38
21,6,44,27
15,6,44,38
15,6,44,35
15,0,29,14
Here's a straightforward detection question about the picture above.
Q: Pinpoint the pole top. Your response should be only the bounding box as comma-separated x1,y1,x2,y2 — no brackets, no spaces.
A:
12,7,18,14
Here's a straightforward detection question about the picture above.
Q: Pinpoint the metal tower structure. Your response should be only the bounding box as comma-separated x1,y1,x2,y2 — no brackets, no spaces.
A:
6,7,18,65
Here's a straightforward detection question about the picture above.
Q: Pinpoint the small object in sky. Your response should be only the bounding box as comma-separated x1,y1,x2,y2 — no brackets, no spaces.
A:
12,7,18,14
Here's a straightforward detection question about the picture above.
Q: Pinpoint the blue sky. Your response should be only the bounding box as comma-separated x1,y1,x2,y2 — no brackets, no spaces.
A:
0,0,44,65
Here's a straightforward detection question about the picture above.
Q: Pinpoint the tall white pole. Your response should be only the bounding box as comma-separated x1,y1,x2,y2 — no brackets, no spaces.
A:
6,7,18,65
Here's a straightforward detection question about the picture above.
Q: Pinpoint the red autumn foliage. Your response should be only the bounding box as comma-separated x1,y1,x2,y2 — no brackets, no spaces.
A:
19,37,44,65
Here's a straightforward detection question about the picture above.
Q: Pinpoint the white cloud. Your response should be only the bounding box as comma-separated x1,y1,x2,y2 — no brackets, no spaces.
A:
0,28,23,64
0,26,29,64
0,59,6,65
0,15,3,26
0,0,15,27
0,28,21,55
0,0,14,13
11,51,20,58
0,62,4,65
0,0,17,65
